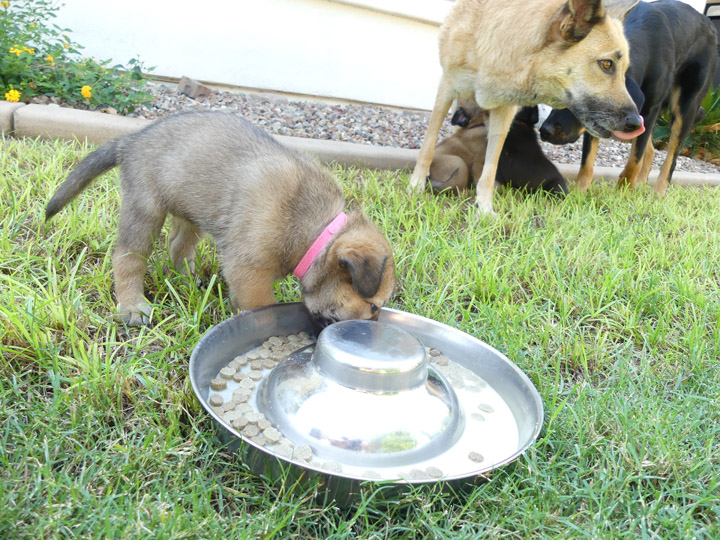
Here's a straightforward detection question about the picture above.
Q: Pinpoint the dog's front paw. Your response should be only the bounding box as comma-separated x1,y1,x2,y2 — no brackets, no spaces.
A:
407,173,427,195
472,196,497,218
117,302,152,326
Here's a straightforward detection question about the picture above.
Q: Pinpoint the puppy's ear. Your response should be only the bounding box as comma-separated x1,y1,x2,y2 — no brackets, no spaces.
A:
338,247,388,298
604,0,639,21
549,0,606,43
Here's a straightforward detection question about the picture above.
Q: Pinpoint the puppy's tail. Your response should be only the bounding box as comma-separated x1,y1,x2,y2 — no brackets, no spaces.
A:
45,139,121,221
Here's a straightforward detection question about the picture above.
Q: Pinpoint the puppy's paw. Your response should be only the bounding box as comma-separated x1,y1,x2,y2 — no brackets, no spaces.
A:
117,302,152,326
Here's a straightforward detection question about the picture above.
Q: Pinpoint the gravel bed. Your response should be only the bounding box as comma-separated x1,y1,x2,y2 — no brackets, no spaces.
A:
128,82,720,175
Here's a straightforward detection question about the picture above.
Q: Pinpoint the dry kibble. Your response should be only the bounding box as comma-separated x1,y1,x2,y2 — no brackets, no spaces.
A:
433,356,448,366
223,410,242,423
477,403,495,413
263,427,282,443
238,378,255,389
298,332,309,340
471,413,486,422
295,444,313,462
233,403,253,414
210,378,227,391
247,369,264,381
271,350,286,361
219,366,236,380
262,340,273,349
209,394,224,407
220,402,236,413
426,466,444,478
274,444,293,459
234,355,248,366
247,350,260,360
231,389,251,403
287,334,300,343
263,358,277,369
250,360,264,370
231,372,246,383
409,468,429,480
242,424,260,437
322,461,342,472
245,411,263,424
250,435,266,446
269,336,283,347
258,349,271,359
257,419,272,431
468,451,485,463
279,438,294,448
428,348,442,357
231,416,249,429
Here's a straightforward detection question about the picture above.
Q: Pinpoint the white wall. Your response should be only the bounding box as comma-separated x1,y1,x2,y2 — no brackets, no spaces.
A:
53,0,707,110
54,0,449,110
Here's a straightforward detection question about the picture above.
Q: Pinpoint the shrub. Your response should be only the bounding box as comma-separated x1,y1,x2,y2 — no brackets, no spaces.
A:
653,85,720,163
0,0,153,113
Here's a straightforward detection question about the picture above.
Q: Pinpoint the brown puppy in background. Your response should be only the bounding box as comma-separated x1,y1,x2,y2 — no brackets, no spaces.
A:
409,0,644,216
430,100,568,197
45,112,396,327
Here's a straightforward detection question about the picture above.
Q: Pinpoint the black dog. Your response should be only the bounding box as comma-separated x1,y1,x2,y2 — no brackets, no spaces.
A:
429,102,567,197
539,0,717,193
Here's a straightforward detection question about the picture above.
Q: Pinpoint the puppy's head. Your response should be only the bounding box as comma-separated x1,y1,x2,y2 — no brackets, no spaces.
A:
539,0,643,139
451,98,488,129
300,212,396,329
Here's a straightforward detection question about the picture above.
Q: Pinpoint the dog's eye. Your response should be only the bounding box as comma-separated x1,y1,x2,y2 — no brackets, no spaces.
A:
598,59,614,74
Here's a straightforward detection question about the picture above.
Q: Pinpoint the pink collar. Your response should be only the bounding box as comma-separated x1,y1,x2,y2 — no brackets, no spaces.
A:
293,212,348,279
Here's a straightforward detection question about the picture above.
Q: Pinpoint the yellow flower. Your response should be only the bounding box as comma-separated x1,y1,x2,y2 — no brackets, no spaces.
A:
5,89,21,102
81,85,92,99
1,1,9,9
45,55,54,65
9,46,22,56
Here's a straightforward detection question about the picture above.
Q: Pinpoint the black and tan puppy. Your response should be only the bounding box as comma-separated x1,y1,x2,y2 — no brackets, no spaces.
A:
540,0,717,193
45,112,396,327
429,101,568,197
409,0,644,216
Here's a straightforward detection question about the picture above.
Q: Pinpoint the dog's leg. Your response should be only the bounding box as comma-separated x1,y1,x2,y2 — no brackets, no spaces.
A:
113,204,167,326
576,134,599,191
654,88,683,195
473,105,517,216
637,140,655,185
168,216,202,276
408,77,455,193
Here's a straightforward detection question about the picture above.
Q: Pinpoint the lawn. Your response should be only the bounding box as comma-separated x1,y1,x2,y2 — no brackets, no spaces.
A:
1,134,719,539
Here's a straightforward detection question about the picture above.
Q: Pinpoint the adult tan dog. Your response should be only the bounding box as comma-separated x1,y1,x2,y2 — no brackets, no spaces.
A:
409,0,645,216
45,112,396,327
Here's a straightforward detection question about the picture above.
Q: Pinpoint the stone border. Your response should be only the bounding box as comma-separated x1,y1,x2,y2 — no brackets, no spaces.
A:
2,101,719,187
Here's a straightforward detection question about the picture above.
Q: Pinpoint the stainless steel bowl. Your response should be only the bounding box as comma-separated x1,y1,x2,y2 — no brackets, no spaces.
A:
189,302,544,502
257,320,464,467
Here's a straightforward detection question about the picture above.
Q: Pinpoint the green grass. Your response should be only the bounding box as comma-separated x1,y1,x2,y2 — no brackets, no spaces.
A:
2,134,719,539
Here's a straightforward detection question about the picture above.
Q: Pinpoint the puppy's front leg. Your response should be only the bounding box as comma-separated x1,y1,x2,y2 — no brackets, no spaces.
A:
409,76,455,194
223,265,277,313
473,105,517,216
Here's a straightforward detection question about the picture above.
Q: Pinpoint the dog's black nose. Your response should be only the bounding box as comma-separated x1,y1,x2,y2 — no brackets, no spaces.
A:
622,111,643,132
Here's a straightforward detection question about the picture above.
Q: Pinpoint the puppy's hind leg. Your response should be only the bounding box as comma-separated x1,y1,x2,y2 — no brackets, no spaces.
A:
113,204,167,326
168,216,202,276
473,105,517,216
408,76,456,194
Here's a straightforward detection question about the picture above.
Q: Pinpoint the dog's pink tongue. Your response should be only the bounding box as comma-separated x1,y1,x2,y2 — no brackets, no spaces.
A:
612,116,645,140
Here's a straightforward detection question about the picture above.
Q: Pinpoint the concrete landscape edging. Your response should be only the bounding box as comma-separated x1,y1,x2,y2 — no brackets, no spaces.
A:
2,100,720,188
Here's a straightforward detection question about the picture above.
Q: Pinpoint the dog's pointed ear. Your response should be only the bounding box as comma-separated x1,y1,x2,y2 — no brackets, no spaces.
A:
549,0,606,44
604,0,639,21
338,247,388,298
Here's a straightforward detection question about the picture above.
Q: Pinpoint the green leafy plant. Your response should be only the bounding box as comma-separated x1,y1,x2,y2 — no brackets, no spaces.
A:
653,85,720,163
0,0,152,113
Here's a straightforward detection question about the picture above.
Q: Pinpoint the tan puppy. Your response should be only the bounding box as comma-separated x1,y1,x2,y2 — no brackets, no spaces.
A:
429,101,489,195
45,112,396,327
409,0,644,216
